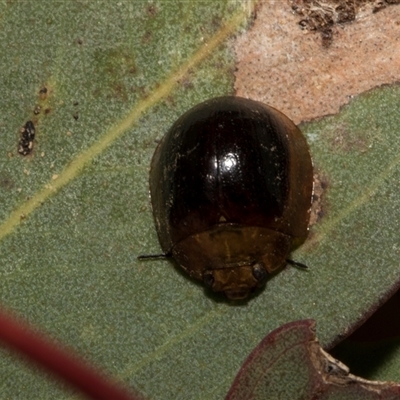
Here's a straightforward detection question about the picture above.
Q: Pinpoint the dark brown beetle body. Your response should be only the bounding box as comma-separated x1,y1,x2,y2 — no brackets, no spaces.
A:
150,96,313,299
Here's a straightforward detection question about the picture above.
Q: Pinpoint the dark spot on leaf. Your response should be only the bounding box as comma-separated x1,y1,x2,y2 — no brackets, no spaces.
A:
111,83,128,101
165,96,176,107
39,86,48,100
326,122,373,153
372,3,384,12
290,0,399,45
93,47,137,99
0,173,14,190
135,85,148,99
211,15,222,30
18,121,35,156
142,31,152,44
310,172,329,226
321,28,333,48
178,76,193,90
146,4,157,17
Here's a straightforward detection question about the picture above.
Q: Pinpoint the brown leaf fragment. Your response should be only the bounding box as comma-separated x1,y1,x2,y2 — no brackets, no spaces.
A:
234,1,400,124
226,320,400,400
288,0,400,46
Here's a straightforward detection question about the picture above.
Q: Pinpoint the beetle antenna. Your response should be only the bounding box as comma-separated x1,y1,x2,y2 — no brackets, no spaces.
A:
286,259,309,270
137,253,171,261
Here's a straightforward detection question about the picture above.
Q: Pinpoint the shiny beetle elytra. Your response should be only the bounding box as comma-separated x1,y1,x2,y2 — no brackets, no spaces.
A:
149,96,313,300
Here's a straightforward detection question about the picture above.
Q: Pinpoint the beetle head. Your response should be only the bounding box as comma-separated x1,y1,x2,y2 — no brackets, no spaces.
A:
203,263,268,300
171,224,291,300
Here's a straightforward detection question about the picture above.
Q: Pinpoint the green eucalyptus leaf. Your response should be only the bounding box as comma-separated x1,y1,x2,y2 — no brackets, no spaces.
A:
0,1,250,398
1,1,400,399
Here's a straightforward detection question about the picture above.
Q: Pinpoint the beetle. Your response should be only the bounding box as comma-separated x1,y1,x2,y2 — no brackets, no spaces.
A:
149,96,313,300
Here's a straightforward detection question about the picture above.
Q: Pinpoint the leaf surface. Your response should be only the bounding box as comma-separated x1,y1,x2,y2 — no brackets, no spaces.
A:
1,1,400,399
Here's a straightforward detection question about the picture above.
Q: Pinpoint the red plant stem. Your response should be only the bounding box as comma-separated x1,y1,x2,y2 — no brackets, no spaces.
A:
0,308,144,400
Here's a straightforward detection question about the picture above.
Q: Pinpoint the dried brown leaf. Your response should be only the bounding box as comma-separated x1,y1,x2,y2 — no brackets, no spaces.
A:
226,320,400,400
